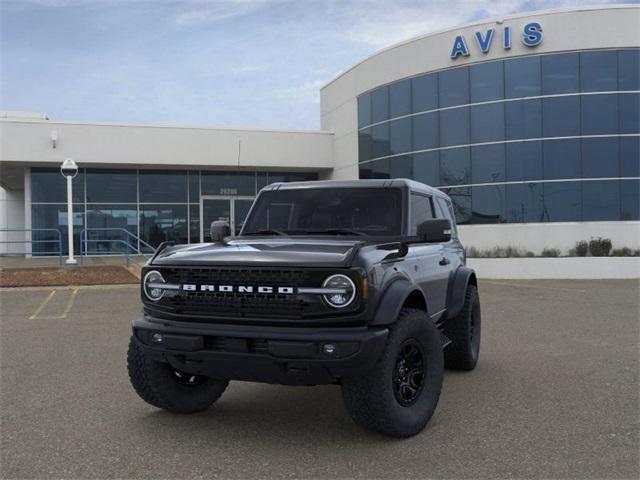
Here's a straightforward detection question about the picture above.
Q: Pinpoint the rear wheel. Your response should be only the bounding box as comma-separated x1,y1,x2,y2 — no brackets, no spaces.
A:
341,308,444,438
127,336,228,413
444,285,481,370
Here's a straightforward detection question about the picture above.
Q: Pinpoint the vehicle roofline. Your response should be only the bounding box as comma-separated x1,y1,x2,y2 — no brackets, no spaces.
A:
259,178,447,198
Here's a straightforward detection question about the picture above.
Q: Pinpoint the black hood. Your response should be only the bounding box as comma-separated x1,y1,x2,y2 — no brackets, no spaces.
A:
151,237,364,268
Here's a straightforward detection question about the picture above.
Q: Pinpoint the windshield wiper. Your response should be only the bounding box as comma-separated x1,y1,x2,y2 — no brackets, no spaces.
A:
242,229,287,236
306,228,366,236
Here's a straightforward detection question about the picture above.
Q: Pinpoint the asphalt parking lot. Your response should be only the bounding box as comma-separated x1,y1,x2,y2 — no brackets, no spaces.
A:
1,279,638,479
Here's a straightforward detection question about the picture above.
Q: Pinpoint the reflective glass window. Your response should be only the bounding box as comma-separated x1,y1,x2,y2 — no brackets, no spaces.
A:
31,168,85,203
470,61,504,102
581,50,617,92
371,87,389,123
371,123,390,158
619,92,639,134
581,94,618,135
389,79,411,118
389,117,412,155
542,96,580,137
582,180,620,221
201,171,255,196
440,187,471,224
618,49,640,91
543,181,581,222
439,108,469,147
359,129,373,162
86,205,137,254
505,98,542,140
358,93,372,128
266,172,317,184
439,67,469,108
412,112,439,151
470,103,504,143
543,139,581,180
139,205,188,247
440,147,470,186
390,155,413,179
413,152,439,187
505,56,541,98
188,171,200,202
369,159,391,179
86,169,136,203
506,141,543,181
31,204,84,255
621,179,640,220
582,137,619,178
621,137,640,177
412,74,438,113
189,205,200,243
471,144,505,183
472,185,505,224
139,170,187,203
410,193,435,235
506,183,544,223
541,53,579,94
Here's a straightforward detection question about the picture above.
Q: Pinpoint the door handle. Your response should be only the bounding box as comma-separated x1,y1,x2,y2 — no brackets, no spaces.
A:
439,256,450,266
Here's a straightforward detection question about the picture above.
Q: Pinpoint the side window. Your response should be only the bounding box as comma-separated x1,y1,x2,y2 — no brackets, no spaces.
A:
436,197,458,239
410,193,435,235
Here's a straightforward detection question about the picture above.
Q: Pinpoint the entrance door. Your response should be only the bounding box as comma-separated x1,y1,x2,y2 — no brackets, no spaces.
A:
200,196,254,242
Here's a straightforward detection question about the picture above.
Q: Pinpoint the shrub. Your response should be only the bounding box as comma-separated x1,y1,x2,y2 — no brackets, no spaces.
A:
541,248,561,257
467,246,480,258
574,241,589,257
611,247,640,257
589,237,612,257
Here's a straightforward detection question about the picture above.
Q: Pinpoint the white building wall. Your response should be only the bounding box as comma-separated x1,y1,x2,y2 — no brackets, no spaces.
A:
0,186,26,254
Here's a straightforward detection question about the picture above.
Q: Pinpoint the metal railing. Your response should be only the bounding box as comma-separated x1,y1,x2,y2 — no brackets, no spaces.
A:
79,228,155,268
0,228,64,265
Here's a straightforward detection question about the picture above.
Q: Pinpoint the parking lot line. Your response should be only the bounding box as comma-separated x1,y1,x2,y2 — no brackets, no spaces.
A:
28,288,80,320
29,289,56,319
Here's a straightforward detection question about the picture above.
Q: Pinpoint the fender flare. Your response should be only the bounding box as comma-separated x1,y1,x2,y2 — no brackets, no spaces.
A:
445,266,477,319
370,277,426,326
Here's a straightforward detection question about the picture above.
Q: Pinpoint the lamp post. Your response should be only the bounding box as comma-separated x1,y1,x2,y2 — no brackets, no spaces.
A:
60,158,78,265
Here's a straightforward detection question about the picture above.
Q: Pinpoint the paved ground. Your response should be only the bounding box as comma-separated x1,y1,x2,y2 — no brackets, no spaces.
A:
1,280,638,479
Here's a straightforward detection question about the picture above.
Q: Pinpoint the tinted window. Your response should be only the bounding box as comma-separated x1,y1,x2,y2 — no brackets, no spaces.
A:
188,171,200,203
621,179,640,220
441,187,471,224
31,204,84,255
412,112,439,151
543,181,581,222
412,74,438,112
86,205,137,254
505,99,542,140
581,95,618,135
389,117,412,155
541,53,579,94
410,193,435,235
86,169,136,203
581,51,618,92
505,56,541,98
390,155,413,179
140,205,188,247
139,170,187,203
359,128,373,162
371,123,390,158
472,185,505,224
471,144,505,183
31,168,84,203
371,87,389,123
360,159,391,179
543,139,581,180
201,172,255,196
440,147,470,186
436,197,459,237
358,94,372,128
619,92,639,134
582,137,619,178
413,152,439,186
506,141,543,181
542,96,580,137
621,137,640,177
439,108,469,147
506,183,543,223
389,79,411,118
439,67,469,107
189,204,199,243
618,49,640,91
470,61,504,102
582,180,620,221
471,103,504,143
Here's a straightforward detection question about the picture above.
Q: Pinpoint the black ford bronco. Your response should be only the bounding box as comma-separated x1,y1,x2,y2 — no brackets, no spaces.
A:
128,179,481,437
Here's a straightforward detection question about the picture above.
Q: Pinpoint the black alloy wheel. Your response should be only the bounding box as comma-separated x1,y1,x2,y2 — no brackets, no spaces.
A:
393,339,425,406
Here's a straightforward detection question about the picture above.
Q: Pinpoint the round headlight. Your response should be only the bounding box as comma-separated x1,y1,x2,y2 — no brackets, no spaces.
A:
322,274,356,308
143,270,165,301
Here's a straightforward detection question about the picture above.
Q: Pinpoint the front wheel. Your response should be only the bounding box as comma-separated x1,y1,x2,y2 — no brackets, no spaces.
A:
127,336,228,413
341,308,444,438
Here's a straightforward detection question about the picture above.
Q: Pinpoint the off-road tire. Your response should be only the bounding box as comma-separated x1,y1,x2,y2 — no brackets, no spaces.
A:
444,285,481,370
127,336,228,413
341,308,444,438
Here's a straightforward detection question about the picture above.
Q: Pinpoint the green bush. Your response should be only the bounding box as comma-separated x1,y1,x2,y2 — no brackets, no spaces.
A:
589,237,612,257
574,241,589,257
541,248,561,257
611,247,640,257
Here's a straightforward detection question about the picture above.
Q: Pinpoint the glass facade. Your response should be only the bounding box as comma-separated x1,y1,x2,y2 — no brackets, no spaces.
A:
30,168,316,254
358,49,640,224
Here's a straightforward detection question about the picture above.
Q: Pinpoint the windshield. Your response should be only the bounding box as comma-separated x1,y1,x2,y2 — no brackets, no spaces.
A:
241,187,403,236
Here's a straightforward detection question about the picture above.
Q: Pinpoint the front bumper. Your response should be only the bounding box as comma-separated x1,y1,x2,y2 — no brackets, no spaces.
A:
132,316,388,385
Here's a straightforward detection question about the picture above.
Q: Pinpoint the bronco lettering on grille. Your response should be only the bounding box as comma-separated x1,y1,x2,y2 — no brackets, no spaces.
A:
182,284,295,294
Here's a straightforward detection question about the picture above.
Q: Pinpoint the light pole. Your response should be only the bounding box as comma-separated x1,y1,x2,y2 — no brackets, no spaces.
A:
60,158,78,265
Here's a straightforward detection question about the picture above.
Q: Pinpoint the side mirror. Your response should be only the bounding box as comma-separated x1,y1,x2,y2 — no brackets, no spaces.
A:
210,220,231,242
416,218,452,243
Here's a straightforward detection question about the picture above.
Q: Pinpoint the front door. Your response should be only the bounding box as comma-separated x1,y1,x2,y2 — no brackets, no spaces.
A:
200,196,254,242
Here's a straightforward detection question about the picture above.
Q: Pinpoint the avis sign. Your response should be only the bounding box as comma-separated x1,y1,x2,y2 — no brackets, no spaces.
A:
450,22,543,59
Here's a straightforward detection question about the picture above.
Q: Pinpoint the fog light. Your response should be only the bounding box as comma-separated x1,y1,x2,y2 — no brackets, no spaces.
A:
323,343,336,354
151,333,163,343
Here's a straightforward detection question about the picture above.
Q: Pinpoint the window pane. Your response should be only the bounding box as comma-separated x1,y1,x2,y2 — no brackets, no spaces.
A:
470,61,504,102
31,204,84,255
440,147,470,186
581,94,618,135
189,204,200,243
412,112,439,151
31,168,84,203
582,137,619,178
582,180,620,221
140,205,188,248
86,169,136,203
470,102,504,143
543,181,581,222
471,144,505,183
390,155,413,179
506,141,543,181
201,171,255,196
544,139,581,180
619,49,640,91
86,205,137,254
581,51,617,92
410,193,435,234
412,74,438,113
359,128,373,162
505,56,541,98
440,187,471,224
389,117,412,155
621,137,640,177
439,67,469,108
439,108,469,147
542,96,580,137
413,152,439,186
267,172,318,184
188,171,200,203
139,170,187,203
389,79,411,118
620,92,639,134
371,87,389,123
505,98,542,140
621,179,640,220
541,53,579,94
506,183,544,223
472,185,505,224
371,123,390,158
360,159,391,179
358,93,372,128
